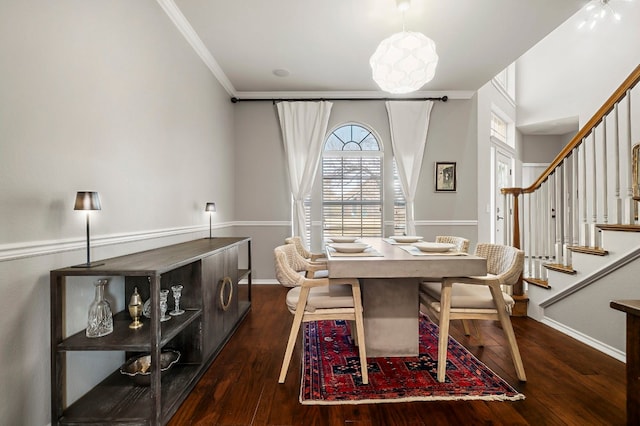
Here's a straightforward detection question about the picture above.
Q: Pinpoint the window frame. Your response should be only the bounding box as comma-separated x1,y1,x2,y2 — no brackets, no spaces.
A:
320,123,385,238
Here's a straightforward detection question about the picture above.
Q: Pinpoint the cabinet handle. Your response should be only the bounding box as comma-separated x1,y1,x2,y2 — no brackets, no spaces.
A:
219,276,233,311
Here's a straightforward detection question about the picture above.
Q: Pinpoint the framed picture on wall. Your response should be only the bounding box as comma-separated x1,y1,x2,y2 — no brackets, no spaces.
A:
435,162,456,192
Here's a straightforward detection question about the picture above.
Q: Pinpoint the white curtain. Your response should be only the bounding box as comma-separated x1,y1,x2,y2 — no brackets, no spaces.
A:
277,101,333,248
386,100,434,236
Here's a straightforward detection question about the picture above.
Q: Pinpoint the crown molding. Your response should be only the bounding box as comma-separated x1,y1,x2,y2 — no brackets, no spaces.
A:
156,0,237,97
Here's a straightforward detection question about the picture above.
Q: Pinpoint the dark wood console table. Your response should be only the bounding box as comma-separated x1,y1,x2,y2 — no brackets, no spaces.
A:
50,237,251,425
610,299,640,426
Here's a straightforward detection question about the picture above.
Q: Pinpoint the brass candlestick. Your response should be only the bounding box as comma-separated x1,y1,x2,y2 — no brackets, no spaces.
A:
128,286,143,329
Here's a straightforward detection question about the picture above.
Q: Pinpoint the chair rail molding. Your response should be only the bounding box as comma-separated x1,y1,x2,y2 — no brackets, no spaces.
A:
0,223,232,262
415,220,478,226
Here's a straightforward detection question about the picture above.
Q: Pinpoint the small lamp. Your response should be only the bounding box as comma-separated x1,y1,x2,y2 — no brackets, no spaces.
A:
205,202,216,238
73,191,104,267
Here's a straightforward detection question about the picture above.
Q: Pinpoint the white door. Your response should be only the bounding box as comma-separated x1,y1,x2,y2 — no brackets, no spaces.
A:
494,151,513,244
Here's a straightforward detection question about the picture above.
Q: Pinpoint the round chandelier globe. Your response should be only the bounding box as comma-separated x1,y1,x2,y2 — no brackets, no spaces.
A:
369,31,439,94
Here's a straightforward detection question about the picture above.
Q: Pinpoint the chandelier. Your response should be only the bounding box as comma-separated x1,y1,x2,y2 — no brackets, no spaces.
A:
369,0,438,94
578,0,623,30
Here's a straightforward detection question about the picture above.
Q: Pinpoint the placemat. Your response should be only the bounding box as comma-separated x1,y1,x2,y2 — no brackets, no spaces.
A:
398,245,467,257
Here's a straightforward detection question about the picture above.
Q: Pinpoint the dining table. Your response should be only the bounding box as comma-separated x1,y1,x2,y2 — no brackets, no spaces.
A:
325,237,487,382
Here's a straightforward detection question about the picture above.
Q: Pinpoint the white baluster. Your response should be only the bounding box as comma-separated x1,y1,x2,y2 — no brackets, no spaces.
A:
614,102,622,223
602,117,608,225
541,182,548,276
535,190,542,279
625,90,635,224
563,158,571,268
542,184,549,282
527,192,533,277
572,150,580,247
549,171,563,264
581,141,589,246
591,131,598,248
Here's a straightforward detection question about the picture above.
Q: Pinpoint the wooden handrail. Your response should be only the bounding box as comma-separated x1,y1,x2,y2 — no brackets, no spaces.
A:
513,63,640,194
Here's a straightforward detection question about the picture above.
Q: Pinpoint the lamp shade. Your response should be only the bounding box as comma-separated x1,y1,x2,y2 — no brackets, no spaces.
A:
370,31,439,94
74,191,101,211
205,202,216,212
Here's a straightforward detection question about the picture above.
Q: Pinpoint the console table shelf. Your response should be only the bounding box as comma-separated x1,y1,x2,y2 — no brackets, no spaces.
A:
58,309,202,351
50,237,252,426
60,363,201,425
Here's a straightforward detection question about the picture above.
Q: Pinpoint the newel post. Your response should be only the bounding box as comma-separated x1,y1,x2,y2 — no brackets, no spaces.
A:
501,187,529,316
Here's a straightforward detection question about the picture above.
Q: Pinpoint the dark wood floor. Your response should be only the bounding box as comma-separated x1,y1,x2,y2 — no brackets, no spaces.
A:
169,285,626,425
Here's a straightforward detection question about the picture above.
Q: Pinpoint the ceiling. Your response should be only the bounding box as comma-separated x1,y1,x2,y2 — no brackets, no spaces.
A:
170,0,585,97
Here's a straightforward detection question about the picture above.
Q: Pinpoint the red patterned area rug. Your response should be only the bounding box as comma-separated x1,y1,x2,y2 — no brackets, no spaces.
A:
300,316,525,405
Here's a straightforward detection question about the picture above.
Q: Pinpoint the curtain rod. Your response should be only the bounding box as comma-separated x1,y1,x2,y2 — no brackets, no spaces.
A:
230,95,448,104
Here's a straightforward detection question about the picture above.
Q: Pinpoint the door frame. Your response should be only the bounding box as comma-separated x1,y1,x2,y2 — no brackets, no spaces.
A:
491,145,515,244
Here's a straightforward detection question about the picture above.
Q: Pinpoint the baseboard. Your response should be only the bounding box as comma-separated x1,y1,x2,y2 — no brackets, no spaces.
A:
240,279,279,285
541,317,626,363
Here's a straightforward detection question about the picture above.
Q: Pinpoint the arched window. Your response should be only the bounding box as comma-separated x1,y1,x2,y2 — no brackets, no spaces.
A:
322,124,383,237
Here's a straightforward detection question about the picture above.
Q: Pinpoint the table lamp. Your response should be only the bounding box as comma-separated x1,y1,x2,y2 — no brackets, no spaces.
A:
73,191,104,267
205,202,216,238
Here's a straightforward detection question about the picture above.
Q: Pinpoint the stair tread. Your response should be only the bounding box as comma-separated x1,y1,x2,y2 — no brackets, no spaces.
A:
568,246,608,256
524,277,551,289
596,224,640,232
543,263,577,275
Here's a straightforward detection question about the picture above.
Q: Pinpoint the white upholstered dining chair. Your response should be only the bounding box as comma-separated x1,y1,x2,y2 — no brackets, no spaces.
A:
279,241,327,280
419,243,527,382
285,236,328,278
435,235,470,253
285,236,327,262
274,245,368,384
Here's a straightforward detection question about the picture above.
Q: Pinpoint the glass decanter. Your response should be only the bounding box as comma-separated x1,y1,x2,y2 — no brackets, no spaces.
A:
86,279,114,338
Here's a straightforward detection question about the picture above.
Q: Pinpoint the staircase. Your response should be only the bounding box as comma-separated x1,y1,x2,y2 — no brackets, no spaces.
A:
502,64,640,360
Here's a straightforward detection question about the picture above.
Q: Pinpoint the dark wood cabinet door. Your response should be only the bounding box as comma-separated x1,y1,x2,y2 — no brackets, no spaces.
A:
202,252,225,358
222,246,239,333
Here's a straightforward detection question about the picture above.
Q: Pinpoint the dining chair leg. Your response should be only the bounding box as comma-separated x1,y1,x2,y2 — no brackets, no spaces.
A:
349,320,358,345
462,319,473,336
488,283,527,382
437,279,453,383
467,320,484,346
278,287,310,383
351,281,368,385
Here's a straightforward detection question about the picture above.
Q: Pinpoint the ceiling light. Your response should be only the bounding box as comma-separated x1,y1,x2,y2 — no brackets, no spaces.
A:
369,0,438,94
577,0,623,30
273,69,290,77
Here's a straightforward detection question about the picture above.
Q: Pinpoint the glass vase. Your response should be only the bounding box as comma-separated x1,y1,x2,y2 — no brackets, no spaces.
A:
159,289,171,322
86,279,113,338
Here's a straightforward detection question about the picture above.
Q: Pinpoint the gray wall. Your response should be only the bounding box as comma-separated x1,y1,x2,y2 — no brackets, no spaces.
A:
0,1,235,424
516,1,640,129
522,133,571,163
233,99,480,279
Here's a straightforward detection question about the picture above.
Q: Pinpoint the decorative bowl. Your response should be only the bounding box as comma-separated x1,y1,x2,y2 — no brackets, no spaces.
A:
328,236,359,243
389,235,423,243
413,242,456,253
119,349,181,386
328,243,370,253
